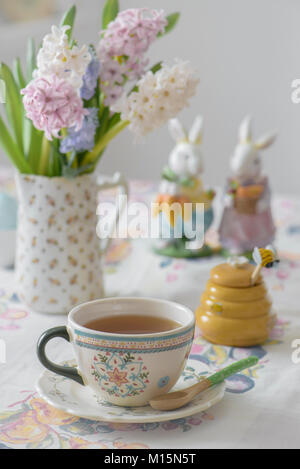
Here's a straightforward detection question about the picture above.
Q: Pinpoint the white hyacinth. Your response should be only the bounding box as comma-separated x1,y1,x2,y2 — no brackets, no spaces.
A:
34,25,91,91
113,60,199,137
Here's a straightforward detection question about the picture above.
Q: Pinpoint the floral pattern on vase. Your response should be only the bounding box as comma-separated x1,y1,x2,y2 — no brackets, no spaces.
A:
15,173,104,314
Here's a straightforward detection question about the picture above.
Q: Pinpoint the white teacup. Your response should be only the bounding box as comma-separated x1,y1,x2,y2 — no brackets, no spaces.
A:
37,297,195,406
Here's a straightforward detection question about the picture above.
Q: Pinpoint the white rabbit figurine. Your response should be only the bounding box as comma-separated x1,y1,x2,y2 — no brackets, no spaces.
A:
159,116,204,195
219,115,277,255
153,116,215,258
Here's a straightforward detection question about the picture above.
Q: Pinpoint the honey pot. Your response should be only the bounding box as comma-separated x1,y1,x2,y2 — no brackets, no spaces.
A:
196,252,278,347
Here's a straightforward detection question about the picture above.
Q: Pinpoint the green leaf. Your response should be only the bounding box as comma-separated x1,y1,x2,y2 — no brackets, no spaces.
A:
158,12,180,37
0,114,31,173
13,58,26,89
81,151,105,175
49,141,62,176
97,106,110,140
150,61,163,74
67,150,77,168
102,0,119,29
106,112,121,131
62,163,94,178
26,38,36,81
60,5,77,42
23,118,44,173
0,62,24,152
56,146,68,167
47,146,59,177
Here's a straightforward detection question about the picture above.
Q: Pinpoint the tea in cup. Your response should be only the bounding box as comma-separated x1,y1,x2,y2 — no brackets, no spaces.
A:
37,297,195,406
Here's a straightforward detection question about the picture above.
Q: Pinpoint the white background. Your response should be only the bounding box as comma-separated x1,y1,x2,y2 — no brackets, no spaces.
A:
0,0,299,194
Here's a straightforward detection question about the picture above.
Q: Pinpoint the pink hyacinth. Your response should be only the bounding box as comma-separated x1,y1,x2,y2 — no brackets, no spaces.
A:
103,9,167,56
21,75,88,140
98,8,167,105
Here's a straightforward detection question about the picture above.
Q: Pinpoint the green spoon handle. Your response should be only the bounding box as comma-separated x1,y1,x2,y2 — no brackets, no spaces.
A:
208,356,259,386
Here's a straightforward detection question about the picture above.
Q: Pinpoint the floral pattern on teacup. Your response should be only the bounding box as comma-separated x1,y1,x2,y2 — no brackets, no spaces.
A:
157,376,170,388
74,326,194,353
91,351,150,398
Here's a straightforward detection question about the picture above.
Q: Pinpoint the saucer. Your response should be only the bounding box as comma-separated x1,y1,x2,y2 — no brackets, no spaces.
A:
36,356,225,423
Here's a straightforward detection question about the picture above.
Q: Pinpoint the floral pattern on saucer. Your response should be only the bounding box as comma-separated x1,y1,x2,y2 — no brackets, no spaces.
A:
36,357,225,424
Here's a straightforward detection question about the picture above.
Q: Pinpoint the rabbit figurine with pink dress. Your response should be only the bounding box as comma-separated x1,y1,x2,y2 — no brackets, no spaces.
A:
218,116,277,255
153,116,215,258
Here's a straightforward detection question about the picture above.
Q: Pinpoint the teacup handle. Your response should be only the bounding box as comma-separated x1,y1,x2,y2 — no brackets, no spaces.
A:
37,326,85,386
96,172,128,253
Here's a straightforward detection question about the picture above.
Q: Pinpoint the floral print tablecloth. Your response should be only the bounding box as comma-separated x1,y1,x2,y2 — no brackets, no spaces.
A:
0,178,300,449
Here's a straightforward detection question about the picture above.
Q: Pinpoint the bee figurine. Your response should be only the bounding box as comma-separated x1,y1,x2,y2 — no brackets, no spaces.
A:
251,245,279,284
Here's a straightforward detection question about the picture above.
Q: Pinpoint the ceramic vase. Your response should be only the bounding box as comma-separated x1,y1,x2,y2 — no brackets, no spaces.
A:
15,172,127,314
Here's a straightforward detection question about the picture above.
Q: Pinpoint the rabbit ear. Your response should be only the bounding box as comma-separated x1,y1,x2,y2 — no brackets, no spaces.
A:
188,115,203,145
255,132,277,150
168,118,187,143
239,115,252,143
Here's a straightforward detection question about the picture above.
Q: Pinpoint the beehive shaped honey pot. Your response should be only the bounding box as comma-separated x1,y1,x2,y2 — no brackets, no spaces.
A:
196,247,279,347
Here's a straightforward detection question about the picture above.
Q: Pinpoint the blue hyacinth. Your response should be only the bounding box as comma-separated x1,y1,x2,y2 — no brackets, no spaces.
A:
60,108,99,154
80,52,100,101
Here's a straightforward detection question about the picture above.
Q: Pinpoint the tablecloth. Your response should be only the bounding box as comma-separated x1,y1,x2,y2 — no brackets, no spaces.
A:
0,177,300,449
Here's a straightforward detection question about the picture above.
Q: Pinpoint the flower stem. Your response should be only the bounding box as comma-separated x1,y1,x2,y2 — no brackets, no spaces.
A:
81,120,129,167
60,128,77,169
38,135,51,176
